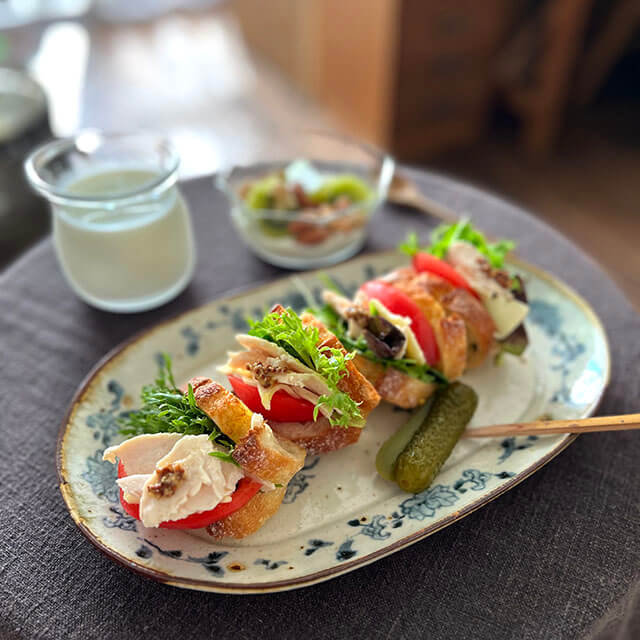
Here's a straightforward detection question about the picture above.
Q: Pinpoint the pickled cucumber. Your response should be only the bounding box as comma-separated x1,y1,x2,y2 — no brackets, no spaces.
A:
376,401,432,481
394,382,478,493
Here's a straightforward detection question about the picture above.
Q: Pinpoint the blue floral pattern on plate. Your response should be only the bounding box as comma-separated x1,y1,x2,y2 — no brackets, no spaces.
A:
331,468,517,561
498,436,539,462
283,457,320,504
528,299,587,405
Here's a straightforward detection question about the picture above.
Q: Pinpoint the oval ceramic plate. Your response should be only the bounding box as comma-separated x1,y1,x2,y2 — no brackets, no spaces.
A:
58,251,610,593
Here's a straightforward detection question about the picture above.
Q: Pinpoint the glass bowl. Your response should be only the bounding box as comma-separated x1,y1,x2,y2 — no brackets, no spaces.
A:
216,131,394,269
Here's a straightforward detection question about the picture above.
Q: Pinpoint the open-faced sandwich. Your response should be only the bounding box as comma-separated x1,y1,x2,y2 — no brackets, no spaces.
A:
220,304,380,454
313,221,529,408
103,357,305,539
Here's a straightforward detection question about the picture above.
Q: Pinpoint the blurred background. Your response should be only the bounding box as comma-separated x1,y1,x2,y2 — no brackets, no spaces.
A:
1,0,638,306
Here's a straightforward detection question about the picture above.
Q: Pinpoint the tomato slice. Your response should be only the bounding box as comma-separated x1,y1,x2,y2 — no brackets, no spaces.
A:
228,374,316,423
412,252,479,299
359,280,440,365
117,461,261,530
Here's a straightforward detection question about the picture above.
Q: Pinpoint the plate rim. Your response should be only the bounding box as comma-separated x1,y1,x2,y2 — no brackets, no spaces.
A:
57,250,611,594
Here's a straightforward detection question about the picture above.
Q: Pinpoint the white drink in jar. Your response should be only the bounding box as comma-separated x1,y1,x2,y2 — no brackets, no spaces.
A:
25,132,196,312
52,169,195,312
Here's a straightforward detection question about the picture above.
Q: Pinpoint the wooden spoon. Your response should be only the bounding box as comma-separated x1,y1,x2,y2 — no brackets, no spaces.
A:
463,414,640,438
387,173,459,224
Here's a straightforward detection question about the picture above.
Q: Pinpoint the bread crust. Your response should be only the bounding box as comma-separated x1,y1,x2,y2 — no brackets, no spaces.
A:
206,486,287,539
394,269,496,369
383,271,468,380
317,267,497,409
189,377,305,486
439,287,495,368
353,354,437,409
268,418,362,455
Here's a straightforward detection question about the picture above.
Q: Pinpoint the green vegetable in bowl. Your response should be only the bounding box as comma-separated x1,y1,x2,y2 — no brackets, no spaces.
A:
310,174,372,205
241,162,373,212
244,174,282,210
258,219,290,237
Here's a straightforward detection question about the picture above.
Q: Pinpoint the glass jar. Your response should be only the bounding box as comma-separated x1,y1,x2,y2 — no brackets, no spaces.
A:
24,131,196,313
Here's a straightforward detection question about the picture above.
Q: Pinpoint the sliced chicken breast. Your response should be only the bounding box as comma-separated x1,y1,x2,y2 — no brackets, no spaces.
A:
138,435,244,528
103,433,182,475
104,433,244,528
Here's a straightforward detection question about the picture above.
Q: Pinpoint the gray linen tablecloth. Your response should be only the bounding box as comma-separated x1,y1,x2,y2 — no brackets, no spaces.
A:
1,170,638,640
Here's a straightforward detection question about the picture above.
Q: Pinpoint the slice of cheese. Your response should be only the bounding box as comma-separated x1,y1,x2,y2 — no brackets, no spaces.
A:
481,294,529,340
444,242,529,340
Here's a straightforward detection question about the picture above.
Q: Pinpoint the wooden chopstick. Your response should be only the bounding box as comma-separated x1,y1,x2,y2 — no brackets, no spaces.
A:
462,414,640,438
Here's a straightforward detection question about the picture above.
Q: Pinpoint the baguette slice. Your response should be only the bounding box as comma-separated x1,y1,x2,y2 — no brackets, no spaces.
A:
386,268,496,369
188,378,306,539
266,416,362,454
261,305,380,453
206,486,287,539
353,354,438,409
381,271,468,381
320,272,471,408
189,377,305,487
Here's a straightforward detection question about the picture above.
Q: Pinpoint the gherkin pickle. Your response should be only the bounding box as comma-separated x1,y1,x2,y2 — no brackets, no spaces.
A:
375,402,431,482
394,382,478,493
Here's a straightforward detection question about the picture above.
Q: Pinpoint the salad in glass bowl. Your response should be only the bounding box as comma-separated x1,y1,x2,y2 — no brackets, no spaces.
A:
216,132,394,269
